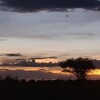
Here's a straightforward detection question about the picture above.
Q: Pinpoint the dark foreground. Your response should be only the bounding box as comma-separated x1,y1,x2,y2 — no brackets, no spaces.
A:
0,78,100,100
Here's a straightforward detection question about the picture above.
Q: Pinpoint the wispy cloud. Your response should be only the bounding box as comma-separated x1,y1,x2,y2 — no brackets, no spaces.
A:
61,33,99,40
30,56,58,60
66,33,95,36
0,53,22,57
29,34,57,39
0,0,100,12
0,32,97,40
0,39,7,41
5,53,22,57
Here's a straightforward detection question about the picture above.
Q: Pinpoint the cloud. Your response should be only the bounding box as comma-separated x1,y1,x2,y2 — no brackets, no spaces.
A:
5,53,22,57
29,34,57,39
0,39,7,41
66,33,95,36
30,56,58,60
62,33,98,40
0,0,100,12
0,53,25,63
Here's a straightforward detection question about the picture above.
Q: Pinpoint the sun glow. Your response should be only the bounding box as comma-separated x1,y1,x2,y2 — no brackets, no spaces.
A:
0,66,100,80
88,69,100,75
1,66,100,76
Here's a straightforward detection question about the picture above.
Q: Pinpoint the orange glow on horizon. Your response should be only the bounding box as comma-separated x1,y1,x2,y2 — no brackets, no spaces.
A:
88,69,100,75
1,66,100,76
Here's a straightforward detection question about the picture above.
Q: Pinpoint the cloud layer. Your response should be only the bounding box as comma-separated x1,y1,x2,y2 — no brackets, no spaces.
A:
5,53,22,57
0,0,100,12
0,53,22,57
30,56,58,60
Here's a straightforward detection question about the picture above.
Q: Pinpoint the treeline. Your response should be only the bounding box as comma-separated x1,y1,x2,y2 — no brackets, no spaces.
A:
0,77,100,100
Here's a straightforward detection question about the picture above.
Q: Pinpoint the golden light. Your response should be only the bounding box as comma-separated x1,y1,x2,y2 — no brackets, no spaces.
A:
88,69,100,75
0,66,100,78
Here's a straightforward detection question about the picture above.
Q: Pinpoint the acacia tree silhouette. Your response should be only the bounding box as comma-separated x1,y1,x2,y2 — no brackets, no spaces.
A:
59,57,95,80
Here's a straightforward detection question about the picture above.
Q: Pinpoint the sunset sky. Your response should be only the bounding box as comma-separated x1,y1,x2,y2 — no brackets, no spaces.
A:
0,0,100,80
0,0,100,63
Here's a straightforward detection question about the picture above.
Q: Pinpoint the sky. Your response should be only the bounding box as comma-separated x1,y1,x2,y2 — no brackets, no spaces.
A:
0,0,100,63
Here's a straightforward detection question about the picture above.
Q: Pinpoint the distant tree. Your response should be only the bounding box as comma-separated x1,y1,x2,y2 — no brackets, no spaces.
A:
59,57,95,80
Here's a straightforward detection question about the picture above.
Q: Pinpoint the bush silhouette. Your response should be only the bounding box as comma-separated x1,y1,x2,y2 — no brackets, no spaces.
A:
59,57,95,80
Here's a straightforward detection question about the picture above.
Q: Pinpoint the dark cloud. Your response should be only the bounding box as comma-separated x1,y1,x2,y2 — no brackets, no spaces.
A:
5,53,22,57
30,56,58,60
0,0,100,12
0,53,23,63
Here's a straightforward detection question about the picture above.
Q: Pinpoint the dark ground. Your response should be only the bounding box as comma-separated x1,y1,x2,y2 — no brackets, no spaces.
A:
0,78,100,100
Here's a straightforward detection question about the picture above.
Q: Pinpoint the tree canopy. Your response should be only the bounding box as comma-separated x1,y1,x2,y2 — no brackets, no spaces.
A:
59,57,95,80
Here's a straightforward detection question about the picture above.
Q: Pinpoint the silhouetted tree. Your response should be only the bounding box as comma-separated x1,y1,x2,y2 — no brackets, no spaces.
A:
59,57,95,80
